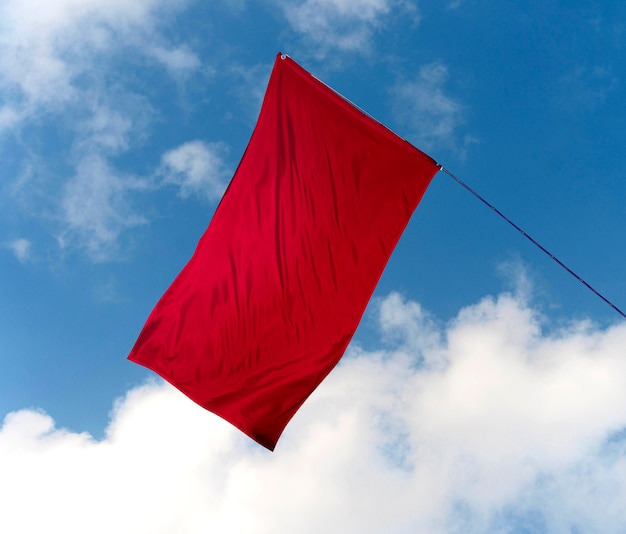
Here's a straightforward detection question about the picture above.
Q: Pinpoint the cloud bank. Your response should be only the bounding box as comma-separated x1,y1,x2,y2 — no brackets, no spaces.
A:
2,291,626,533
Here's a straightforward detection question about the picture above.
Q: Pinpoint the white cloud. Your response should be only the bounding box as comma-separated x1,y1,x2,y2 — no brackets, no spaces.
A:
149,45,201,76
79,105,134,154
280,0,418,57
5,238,32,262
447,0,466,9
0,0,198,261
0,0,191,113
392,61,473,155
160,140,230,201
60,155,148,260
2,290,626,532
0,106,21,133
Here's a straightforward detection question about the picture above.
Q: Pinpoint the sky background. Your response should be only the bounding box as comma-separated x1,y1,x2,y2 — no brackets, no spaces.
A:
2,0,626,532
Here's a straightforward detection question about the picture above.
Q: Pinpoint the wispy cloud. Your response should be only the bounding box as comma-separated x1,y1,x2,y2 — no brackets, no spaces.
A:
4,238,32,263
149,44,201,77
559,64,617,111
2,290,626,532
0,106,21,134
447,0,467,9
93,276,128,304
0,0,197,262
229,62,273,121
0,0,192,114
60,155,148,261
391,61,474,156
278,0,419,58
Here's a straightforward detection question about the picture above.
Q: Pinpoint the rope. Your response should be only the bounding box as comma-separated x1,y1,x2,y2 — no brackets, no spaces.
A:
438,165,626,320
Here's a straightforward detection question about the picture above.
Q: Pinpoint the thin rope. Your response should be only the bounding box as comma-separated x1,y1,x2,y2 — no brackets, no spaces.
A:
438,165,626,320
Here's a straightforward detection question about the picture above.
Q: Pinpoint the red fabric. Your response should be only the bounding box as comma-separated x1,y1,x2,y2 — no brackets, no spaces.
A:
128,53,439,450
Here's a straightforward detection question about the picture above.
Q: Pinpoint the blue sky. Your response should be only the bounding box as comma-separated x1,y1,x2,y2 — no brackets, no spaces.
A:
1,0,626,532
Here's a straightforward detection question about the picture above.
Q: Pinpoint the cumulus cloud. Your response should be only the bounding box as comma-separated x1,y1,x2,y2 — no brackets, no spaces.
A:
159,140,230,201
279,0,418,57
392,61,473,155
2,290,626,533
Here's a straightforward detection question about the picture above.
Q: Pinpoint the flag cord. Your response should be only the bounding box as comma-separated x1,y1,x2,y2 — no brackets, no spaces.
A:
438,165,626,320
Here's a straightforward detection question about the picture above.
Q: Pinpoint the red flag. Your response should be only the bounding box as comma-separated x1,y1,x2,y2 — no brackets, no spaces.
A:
128,53,439,450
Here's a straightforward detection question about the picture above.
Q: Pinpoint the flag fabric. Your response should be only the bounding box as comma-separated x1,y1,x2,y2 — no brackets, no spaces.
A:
128,53,439,450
